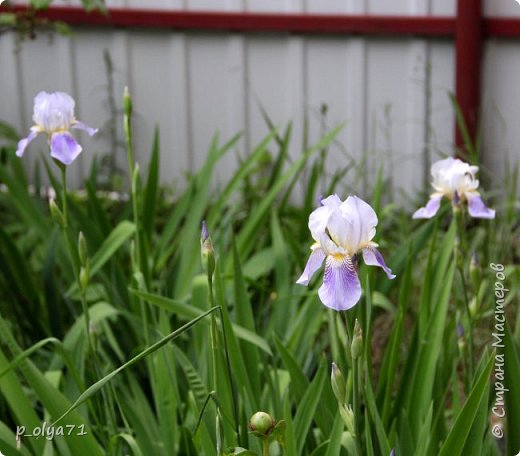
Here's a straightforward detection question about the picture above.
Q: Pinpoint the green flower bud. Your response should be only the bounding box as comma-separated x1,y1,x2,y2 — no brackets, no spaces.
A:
351,319,363,360
78,232,88,267
201,221,215,277
331,362,346,404
49,199,65,227
123,86,133,117
469,296,479,318
339,404,355,435
248,411,275,437
80,265,89,293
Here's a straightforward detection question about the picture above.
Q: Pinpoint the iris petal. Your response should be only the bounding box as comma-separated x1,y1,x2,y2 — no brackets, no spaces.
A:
50,132,82,165
16,127,39,157
33,91,75,131
309,205,334,243
362,247,396,279
318,255,361,311
72,121,98,136
340,196,378,251
412,194,443,219
466,193,495,219
296,247,325,285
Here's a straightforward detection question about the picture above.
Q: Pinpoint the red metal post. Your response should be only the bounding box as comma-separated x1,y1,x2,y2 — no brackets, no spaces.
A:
455,0,483,155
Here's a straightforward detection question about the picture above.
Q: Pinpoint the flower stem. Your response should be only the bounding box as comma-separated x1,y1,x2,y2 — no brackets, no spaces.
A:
458,267,475,382
352,357,363,456
60,166,68,227
59,165,118,438
453,207,475,384
262,438,270,456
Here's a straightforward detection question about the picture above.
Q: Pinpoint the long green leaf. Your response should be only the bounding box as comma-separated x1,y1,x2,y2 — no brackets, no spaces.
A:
438,352,493,456
504,323,520,455
130,289,272,356
53,306,220,424
294,359,327,454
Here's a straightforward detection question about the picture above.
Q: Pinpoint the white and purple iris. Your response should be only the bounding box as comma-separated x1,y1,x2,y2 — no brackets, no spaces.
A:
297,194,395,311
413,157,495,219
16,91,97,166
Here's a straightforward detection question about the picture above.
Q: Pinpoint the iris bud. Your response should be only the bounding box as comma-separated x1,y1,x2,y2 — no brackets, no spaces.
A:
470,251,480,293
339,404,355,435
201,221,215,277
80,265,89,293
78,232,88,267
331,362,346,404
351,319,363,360
248,412,275,437
123,86,133,117
49,199,65,227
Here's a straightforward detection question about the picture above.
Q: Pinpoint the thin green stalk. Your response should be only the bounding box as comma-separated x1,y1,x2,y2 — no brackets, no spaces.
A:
123,87,134,178
59,167,117,439
207,273,241,446
343,312,362,456
79,288,118,437
453,206,475,383
458,267,475,382
352,357,363,456
208,275,218,393
60,165,68,227
262,438,270,456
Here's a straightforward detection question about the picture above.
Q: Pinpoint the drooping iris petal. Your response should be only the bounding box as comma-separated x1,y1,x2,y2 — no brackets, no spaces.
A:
318,255,361,311
362,247,396,279
72,121,98,136
16,127,39,157
296,247,326,286
50,132,82,165
466,193,496,219
412,193,443,219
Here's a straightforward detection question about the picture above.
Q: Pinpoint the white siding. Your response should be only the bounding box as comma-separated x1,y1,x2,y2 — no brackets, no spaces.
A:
1,0,518,197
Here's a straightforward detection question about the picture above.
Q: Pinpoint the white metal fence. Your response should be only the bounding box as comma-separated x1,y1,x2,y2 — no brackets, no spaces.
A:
1,0,519,198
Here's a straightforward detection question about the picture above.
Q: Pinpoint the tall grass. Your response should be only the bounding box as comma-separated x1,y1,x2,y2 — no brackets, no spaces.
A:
0,92,518,456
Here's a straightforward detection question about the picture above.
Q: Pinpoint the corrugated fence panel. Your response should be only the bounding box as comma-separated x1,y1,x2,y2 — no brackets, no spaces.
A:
481,2,520,195
2,0,517,198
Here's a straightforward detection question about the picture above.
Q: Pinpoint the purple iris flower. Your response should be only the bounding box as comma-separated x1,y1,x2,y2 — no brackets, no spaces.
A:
297,194,395,311
16,91,98,166
413,157,495,219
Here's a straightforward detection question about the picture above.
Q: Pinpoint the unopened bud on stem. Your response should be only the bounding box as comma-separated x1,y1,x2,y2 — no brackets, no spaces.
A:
351,319,363,360
49,199,65,227
78,232,88,267
249,411,275,437
200,220,215,277
331,362,346,404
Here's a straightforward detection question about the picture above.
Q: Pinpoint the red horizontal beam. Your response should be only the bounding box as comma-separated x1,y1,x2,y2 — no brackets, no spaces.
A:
10,5,456,37
7,6,520,38
484,18,520,38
